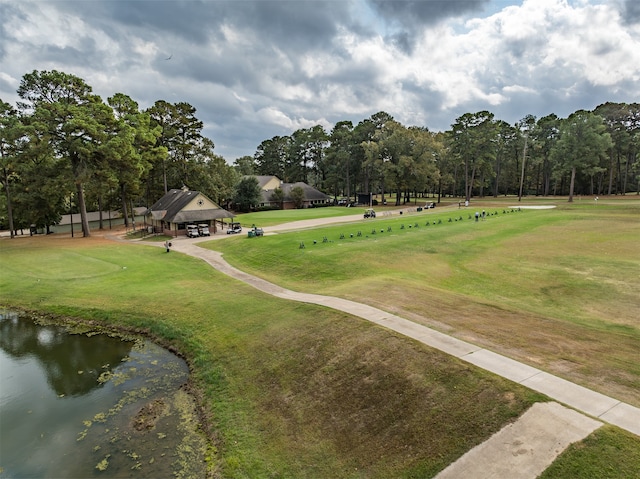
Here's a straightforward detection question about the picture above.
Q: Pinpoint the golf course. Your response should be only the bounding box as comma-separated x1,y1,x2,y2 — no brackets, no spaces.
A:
1,196,639,478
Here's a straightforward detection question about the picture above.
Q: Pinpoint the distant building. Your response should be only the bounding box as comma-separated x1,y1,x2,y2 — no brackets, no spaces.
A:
38,208,146,235
146,188,234,236
253,176,330,209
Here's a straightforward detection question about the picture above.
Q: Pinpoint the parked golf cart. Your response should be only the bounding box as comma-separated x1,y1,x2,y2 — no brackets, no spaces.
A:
186,224,200,238
227,222,243,234
247,224,264,237
364,209,376,218
198,224,211,236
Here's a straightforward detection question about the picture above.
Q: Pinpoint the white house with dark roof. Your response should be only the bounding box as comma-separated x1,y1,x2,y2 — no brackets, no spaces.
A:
253,176,330,209
146,188,234,236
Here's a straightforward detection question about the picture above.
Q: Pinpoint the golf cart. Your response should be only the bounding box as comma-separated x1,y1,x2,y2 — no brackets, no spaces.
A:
227,222,243,234
364,208,376,218
247,224,264,237
186,224,199,238
198,224,211,236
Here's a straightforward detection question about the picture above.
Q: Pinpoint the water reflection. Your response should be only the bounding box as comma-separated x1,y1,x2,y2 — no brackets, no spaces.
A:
0,312,132,397
0,311,207,478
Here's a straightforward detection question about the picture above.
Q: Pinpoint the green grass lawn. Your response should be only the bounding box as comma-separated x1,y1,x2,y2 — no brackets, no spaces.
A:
0,234,542,478
1,196,638,477
538,426,640,479
231,205,369,228
207,199,640,410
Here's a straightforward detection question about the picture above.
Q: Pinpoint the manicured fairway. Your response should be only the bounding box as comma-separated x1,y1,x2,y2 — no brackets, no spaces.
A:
210,198,640,408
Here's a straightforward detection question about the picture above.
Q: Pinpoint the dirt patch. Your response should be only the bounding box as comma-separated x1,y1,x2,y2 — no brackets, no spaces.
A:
132,398,169,432
2,226,128,248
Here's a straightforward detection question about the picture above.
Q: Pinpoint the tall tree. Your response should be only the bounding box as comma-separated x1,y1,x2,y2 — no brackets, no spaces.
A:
551,111,612,202
106,93,162,227
147,100,176,194
406,127,440,201
449,111,497,202
531,114,560,196
233,155,256,175
255,136,289,179
357,112,395,202
325,121,354,200
432,131,454,201
517,114,536,201
492,120,517,197
17,70,115,236
172,102,205,187
289,125,328,185
594,102,640,195
187,137,238,205
0,100,23,237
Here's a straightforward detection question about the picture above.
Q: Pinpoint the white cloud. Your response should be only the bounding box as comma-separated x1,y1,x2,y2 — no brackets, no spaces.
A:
1,0,638,159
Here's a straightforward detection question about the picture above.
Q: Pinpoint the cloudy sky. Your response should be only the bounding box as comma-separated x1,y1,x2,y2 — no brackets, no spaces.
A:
1,0,639,161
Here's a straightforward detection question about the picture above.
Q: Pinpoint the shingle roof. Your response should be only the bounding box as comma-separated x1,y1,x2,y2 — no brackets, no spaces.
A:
147,189,234,223
261,182,329,203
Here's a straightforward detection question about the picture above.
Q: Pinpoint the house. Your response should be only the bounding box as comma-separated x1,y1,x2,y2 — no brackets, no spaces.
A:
146,188,234,237
254,176,330,209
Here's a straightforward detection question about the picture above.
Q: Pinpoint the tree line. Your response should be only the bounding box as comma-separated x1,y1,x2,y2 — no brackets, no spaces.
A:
2,70,639,237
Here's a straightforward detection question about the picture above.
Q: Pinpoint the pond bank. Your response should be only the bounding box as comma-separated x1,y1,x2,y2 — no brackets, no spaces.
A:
0,308,213,479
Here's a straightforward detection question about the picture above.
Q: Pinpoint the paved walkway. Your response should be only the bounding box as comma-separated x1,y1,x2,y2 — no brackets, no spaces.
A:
435,402,603,478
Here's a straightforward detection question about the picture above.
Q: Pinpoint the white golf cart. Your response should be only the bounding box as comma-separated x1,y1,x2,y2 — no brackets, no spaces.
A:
227,222,243,234
186,224,200,238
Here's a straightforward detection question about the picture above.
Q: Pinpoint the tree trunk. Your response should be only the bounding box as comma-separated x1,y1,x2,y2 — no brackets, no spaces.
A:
98,194,104,230
3,168,15,239
464,157,470,202
518,134,528,201
163,159,168,194
568,166,576,202
622,153,631,195
607,151,615,195
2,169,15,239
493,158,501,197
121,183,129,227
542,155,551,196
466,165,476,202
76,182,91,237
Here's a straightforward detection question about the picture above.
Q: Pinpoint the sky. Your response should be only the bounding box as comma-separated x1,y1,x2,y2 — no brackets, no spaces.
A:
1,0,639,161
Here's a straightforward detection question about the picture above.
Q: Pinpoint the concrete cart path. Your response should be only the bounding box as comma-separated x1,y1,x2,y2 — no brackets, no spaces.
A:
164,237,639,439
435,402,603,479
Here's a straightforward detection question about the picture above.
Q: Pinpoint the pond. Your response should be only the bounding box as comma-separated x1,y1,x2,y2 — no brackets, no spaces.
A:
0,310,208,478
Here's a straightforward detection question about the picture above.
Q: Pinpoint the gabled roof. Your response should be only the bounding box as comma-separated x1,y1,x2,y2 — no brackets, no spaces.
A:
147,189,234,223
283,182,330,201
262,182,329,203
254,175,280,189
